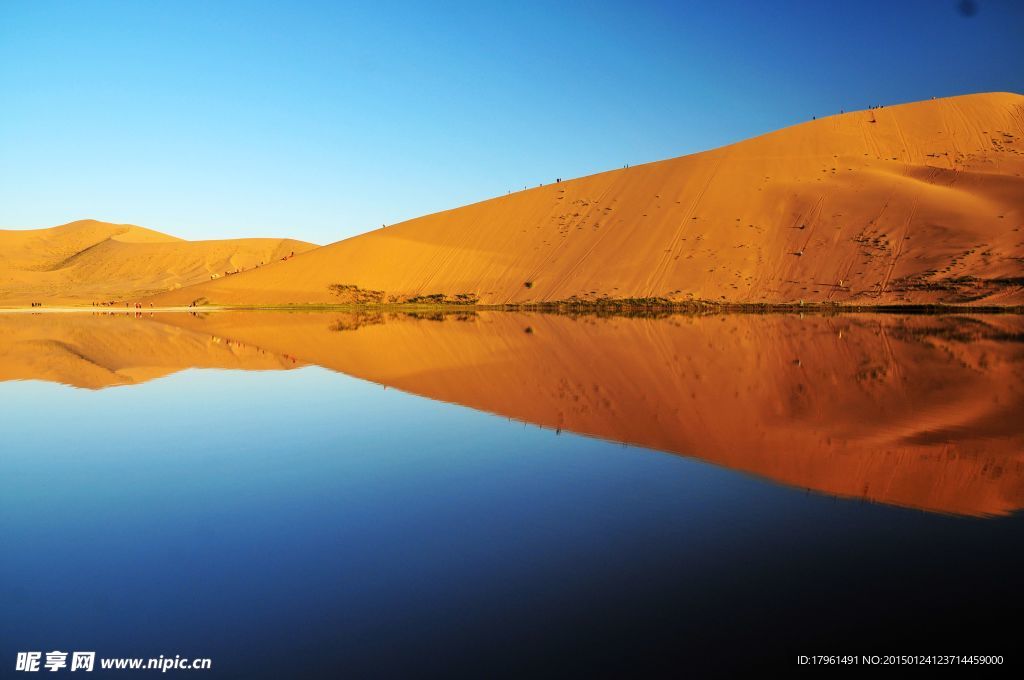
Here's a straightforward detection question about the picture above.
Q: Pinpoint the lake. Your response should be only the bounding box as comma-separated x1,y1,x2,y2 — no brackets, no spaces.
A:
1,310,1021,677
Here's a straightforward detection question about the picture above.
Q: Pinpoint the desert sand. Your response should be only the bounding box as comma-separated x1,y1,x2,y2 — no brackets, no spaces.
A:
138,92,1024,308
0,219,314,305
4,310,1021,517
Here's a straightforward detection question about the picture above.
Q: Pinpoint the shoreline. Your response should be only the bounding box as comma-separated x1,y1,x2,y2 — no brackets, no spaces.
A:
3,300,1023,315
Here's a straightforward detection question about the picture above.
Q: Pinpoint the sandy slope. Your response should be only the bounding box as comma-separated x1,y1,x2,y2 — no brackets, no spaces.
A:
146,92,1024,307
0,219,315,305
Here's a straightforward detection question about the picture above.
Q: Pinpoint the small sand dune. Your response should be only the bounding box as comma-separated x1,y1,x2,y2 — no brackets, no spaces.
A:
143,92,1024,307
0,219,315,305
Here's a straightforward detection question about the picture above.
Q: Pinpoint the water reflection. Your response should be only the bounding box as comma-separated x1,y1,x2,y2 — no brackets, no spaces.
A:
2,310,1021,517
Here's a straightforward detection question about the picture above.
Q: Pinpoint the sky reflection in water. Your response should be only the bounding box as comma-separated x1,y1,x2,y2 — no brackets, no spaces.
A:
1,311,1022,676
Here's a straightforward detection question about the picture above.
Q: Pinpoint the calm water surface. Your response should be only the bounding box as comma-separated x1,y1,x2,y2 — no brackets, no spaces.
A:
1,311,1022,677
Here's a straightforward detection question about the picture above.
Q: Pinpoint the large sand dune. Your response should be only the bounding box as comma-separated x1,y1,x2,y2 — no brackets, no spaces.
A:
146,92,1024,307
0,219,315,305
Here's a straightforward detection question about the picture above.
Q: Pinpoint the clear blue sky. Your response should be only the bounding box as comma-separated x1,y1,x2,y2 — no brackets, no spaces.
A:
1,0,1022,244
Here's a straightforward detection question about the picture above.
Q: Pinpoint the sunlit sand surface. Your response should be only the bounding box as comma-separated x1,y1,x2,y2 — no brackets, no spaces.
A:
3,310,1020,517
141,92,1024,308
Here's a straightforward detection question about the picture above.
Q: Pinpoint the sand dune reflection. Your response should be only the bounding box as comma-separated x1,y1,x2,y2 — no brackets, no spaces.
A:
2,311,1021,517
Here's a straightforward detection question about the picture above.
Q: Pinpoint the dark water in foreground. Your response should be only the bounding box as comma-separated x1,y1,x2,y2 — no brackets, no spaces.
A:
1,311,1022,677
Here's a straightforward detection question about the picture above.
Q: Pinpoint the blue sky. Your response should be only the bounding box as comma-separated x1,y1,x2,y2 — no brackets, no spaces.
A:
1,0,1022,244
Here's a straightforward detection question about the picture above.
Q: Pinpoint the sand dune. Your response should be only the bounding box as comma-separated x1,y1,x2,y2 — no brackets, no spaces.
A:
5,310,1020,516
0,219,315,305
145,92,1024,307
